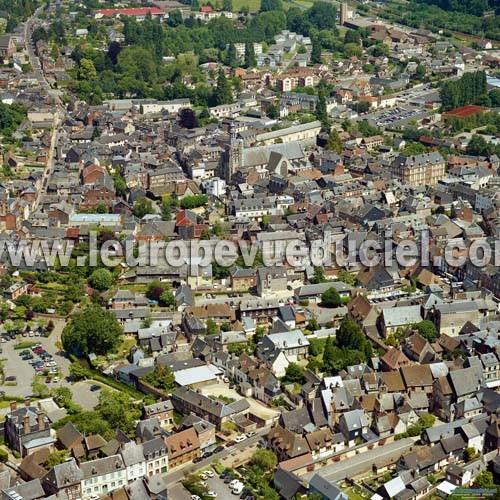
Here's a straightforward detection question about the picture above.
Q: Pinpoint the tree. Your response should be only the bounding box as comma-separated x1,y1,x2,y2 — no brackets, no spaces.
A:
180,194,208,209
321,287,341,308
43,450,69,469
214,68,233,106
337,317,372,356
307,1,337,30
322,335,336,372
414,320,438,342
266,103,279,119
337,270,356,286
244,42,257,67
179,108,199,129
62,306,122,356
467,134,489,156
344,30,361,45
89,268,114,291
223,0,233,10
225,43,239,68
143,364,176,392
473,471,494,489
96,389,141,436
132,196,154,218
418,413,435,429
464,447,478,462
54,411,112,439
316,90,330,131
251,449,278,471
283,362,305,384
311,37,322,64
206,318,219,335
146,280,169,302
325,128,342,153
78,58,97,81
69,362,90,381
159,290,175,309
307,318,320,332
311,266,327,284
260,0,283,11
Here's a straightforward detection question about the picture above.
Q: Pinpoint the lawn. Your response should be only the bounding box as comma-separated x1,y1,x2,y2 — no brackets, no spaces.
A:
344,486,372,500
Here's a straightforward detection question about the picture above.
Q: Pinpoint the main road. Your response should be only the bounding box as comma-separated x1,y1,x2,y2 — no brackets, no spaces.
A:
23,6,65,211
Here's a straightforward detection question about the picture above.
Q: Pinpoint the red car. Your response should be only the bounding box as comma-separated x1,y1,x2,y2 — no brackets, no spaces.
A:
226,440,236,447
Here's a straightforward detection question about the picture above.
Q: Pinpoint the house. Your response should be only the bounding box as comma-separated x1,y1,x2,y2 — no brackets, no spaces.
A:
5,401,54,458
257,266,288,297
0,35,15,58
230,267,256,291
80,455,126,499
41,459,83,499
165,427,200,469
379,306,423,337
142,437,168,476
143,401,174,428
400,365,433,394
309,474,348,500
4,280,29,300
381,348,411,371
403,332,436,363
120,441,146,482
338,409,369,445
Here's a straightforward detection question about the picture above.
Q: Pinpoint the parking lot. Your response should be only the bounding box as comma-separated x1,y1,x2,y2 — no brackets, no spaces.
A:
0,319,105,409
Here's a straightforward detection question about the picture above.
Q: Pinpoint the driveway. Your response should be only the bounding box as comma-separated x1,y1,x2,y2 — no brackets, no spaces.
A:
199,382,280,420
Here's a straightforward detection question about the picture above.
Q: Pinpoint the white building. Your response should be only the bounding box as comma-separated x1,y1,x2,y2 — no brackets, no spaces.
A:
121,441,146,482
80,455,127,499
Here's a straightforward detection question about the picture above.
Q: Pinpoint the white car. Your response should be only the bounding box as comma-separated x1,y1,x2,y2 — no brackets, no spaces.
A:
191,496,201,500
229,480,240,489
234,435,246,443
199,473,207,481
204,470,215,478
52,377,60,383
46,361,57,367
207,492,217,498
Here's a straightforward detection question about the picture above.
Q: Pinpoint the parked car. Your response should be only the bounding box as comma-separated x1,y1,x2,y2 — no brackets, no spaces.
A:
234,435,246,443
226,440,236,447
90,385,101,392
193,457,203,464
213,446,224,454
246,431,256,438
22,354,33,361
207,492,217,498
202,451,213,459
52,377,59,383
204,470,215,478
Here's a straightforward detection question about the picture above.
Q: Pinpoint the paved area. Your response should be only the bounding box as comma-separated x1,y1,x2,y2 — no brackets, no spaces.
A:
303,437,417,483
199,382,280,420
0,319,103,409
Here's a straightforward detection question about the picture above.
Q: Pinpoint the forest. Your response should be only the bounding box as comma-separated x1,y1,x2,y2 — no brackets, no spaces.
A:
382,0,500,40
414,0,497,16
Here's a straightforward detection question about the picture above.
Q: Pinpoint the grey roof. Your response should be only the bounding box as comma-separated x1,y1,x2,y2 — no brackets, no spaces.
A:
309,474,347,500
382,305,422,327
449,366,483,398
120,441,145,466
42,459,83,489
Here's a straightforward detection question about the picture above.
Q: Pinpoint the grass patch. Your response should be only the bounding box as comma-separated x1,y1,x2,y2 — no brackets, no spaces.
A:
115,337,137,360
14,342,38,350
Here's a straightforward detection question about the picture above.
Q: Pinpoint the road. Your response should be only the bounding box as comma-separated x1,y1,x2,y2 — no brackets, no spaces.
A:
302,437,418,483
163,427,269,486
23,7,65,212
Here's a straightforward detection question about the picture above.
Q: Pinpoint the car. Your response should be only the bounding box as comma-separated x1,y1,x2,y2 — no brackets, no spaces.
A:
232,483,244,495
213,445,224,454
22,354,33,361
223,376,229,383
45,361,57,367
246,431,256,438
240,489,251,499
229,480,240,489
19,350,30,356
191,496,201,500
45,377,51,383
204,470,215,478
5,376,16,382
207,492,217,498
193,456,203,463
52,377,59,383
90,384,101,392
224,476,233,484
234,435,246,443
226,440,236,447
0,338,6,343
202,451,213,459
199,473,207,481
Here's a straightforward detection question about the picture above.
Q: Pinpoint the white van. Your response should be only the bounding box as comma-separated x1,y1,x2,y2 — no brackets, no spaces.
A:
232,483,244,495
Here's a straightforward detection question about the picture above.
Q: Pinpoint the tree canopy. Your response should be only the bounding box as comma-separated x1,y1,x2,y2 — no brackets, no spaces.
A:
62,305,122,356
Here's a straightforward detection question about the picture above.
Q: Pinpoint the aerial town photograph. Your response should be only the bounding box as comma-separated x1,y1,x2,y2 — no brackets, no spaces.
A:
0,0,498,498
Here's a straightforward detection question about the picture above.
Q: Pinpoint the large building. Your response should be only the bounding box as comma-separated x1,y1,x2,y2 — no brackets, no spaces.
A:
388,152,445,187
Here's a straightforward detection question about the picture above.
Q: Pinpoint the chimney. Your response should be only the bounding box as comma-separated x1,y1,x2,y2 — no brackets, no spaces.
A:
37,412,45,432
9,401,16,412
24,398,30,407
23,415,30,435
